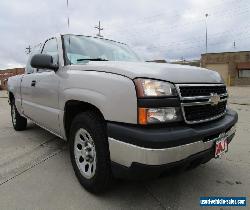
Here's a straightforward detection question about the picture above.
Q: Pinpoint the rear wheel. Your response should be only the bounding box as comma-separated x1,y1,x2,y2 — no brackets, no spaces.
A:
69,111,112,193
11,100,27,131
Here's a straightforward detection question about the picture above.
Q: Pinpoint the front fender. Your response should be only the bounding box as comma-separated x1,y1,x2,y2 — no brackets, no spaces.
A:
60,71,138,124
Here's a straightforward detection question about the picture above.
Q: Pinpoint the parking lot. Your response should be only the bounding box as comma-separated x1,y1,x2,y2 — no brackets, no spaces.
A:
0,87,249,210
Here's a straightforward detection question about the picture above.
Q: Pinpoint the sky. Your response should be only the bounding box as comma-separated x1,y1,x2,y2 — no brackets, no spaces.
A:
0,0,249,69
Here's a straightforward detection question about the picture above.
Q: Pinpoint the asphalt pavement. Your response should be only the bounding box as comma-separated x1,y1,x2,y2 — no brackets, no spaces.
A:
0,89,249,210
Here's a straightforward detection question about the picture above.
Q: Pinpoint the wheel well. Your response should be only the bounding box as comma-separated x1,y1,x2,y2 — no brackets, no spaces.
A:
64,100,105,139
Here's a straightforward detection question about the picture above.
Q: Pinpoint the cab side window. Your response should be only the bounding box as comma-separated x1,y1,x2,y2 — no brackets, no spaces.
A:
42,38,59,66
25,44,42,74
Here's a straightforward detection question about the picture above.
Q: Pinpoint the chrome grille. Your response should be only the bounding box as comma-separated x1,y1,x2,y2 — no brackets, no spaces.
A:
176,84,228,124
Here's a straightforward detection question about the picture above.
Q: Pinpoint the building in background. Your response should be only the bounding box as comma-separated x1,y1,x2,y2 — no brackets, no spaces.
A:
201,51,250,86
170,59,200,67
146,59,167,63
0,68,25,90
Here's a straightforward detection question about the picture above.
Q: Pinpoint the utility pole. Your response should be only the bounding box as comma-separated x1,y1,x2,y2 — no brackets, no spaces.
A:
25,45,31,54
233,41,236,49
181,56,184,63
205,13,209,54
95,21,103,37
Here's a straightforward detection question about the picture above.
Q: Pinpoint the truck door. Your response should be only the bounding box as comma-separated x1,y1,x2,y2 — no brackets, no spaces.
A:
21,45,42,120
28,38,61,135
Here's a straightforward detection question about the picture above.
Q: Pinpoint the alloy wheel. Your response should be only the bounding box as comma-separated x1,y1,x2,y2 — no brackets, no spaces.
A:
74,128,96,179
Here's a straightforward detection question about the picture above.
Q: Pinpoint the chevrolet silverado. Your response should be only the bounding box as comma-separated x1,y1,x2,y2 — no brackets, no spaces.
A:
8,34,238,193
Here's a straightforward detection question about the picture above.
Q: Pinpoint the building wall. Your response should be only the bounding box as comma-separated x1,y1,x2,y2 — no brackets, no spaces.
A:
205,63,229,83
0,68,25,90
201,51,250,86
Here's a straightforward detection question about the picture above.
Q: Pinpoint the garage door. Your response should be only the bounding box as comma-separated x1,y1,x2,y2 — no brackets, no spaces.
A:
205,64,229,84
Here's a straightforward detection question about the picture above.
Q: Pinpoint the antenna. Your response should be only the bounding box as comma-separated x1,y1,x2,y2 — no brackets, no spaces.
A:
66,0,70,30
95,21,103,37
66,0,71,64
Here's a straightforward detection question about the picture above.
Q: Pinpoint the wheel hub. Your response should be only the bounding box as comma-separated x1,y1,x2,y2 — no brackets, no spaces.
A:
74,128,96,179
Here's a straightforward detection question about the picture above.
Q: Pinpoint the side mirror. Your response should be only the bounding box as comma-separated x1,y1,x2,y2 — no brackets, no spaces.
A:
30,54,59,71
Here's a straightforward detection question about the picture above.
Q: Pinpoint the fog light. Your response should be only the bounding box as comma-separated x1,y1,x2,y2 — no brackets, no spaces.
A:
138,107,182,124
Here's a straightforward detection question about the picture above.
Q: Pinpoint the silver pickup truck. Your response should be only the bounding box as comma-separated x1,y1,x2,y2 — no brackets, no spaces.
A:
8,34,238,193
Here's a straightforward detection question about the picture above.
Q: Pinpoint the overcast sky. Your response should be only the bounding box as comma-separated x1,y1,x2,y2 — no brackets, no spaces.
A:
0,0,249,69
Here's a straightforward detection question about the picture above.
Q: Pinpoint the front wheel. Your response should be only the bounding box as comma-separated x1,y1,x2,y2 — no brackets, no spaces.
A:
69,111,112,193
11,100,27,131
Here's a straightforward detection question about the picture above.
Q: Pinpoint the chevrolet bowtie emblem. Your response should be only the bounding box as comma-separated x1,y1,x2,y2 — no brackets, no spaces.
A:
209,93,220,106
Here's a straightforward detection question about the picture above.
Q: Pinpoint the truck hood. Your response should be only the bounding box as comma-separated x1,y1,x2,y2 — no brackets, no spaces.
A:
69,61,224,84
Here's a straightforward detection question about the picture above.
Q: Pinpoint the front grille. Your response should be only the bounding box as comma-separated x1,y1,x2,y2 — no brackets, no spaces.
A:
177,84,228,124
184,101,227,122
179,85,227,97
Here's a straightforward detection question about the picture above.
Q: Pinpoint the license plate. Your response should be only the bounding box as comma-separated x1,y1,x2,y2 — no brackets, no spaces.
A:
215,137,228,158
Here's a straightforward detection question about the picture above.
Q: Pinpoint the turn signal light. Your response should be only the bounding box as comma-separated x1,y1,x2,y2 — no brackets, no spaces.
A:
138,107,182,125
138,108,147,125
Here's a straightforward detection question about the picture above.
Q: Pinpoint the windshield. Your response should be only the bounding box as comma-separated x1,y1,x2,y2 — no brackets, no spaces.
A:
63,35,142,64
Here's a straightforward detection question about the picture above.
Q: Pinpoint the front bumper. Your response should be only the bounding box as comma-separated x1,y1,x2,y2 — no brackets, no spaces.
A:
107,109,237,176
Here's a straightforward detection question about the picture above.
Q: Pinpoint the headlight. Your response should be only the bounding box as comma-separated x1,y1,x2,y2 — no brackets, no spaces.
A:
134,78,176,97
138,107,182,125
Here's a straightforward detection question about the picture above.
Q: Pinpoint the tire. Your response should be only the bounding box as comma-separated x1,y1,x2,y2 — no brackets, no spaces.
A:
69,111,112,194
11,99,27,131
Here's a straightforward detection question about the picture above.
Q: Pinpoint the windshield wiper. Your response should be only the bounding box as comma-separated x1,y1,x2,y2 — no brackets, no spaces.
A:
77,58,109,61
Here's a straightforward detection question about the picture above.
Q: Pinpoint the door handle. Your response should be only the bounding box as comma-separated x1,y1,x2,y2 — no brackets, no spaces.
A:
31,80,36,87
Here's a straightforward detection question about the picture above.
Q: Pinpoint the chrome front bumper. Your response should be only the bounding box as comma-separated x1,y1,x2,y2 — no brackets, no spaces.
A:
108,125,236,167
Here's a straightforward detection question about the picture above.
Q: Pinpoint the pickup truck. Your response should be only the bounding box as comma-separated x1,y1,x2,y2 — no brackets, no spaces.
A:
8,34,238,193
